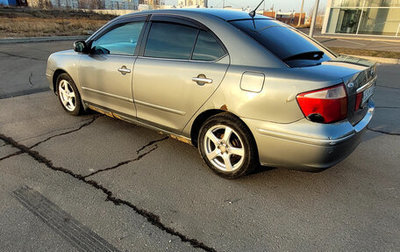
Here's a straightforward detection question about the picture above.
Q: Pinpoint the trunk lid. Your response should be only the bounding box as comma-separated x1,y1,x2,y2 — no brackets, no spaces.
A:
321,55,377,125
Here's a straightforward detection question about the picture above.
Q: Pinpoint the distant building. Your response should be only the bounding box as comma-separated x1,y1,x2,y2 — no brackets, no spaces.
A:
104,0,138,10
263,11,276,18
0,0,14,5
268,11,306,26
26,0,138,9
322,0,400,37
50,0,78,8
177,0,207,8
0,0,27,6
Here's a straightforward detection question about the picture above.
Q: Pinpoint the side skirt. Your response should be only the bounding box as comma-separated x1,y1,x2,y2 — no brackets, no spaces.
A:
84,101,193,145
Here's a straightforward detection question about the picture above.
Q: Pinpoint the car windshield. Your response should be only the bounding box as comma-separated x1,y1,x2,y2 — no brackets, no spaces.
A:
230,19,335,67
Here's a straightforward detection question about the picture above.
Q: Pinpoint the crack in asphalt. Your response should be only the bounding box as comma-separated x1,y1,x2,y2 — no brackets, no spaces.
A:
366,107,400,136
28,73,34,87
29,115,101,149
0,116,100,162
15,119,98,144
376,84,400,90
0,151,23,161
84,144,160,178
367,126,400,136
0,51,46,61
135,136,169,155
0,133,216,252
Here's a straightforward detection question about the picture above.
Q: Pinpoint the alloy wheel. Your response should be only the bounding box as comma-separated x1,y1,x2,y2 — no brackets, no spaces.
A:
203,125,245,172
58,79,76,112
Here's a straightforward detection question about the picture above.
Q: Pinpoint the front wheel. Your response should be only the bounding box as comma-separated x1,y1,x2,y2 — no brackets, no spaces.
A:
198,113,258,179
56,73,83,116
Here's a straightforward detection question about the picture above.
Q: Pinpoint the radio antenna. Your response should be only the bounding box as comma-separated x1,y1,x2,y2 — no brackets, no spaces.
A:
249,0,265,18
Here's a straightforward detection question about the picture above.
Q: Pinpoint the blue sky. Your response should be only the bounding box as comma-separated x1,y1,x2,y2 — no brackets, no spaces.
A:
165,0,327,13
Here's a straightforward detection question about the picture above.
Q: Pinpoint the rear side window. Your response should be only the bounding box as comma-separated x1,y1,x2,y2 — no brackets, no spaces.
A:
144,22,198,60
91,22,144,56
192,30,226,61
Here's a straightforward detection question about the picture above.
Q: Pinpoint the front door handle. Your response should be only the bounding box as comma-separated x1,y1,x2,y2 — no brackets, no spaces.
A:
118,66,131,75
192,74,213,85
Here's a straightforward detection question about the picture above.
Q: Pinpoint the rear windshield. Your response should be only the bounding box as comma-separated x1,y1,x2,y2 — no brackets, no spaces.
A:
230,19,335,67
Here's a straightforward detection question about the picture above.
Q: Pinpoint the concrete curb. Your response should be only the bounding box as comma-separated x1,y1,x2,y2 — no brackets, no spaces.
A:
315,35,400,43
349,55,400,64
0,36,88,44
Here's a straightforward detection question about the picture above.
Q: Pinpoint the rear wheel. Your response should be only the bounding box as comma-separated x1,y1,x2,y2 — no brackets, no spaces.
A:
198,113,258,178
56,73,83,116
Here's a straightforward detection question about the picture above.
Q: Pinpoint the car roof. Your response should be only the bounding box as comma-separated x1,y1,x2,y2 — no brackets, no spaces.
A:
126,8,271,22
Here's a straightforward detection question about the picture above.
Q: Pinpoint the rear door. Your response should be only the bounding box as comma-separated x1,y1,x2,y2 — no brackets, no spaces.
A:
132,16,229,133
79,17,146,117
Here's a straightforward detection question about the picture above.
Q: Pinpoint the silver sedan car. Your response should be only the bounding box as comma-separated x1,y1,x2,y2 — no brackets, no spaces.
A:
46,9,376,178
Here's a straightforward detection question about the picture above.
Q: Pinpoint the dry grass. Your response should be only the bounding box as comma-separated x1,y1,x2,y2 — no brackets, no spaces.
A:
330,47,400,59
0,17,108,37
0,7,114,38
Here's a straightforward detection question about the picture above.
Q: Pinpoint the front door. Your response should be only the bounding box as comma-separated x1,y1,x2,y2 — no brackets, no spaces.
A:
133,21,229,133
79,20,145,117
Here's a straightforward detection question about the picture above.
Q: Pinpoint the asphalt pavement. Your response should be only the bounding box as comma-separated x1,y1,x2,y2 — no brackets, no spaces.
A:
0,41,399,251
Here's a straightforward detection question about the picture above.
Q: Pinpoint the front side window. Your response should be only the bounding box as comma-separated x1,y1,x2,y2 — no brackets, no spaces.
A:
91,21,144,56
144,22,198,60
192,30,226,61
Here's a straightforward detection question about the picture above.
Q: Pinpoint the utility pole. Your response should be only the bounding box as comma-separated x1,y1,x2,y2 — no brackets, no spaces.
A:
297,0,304,27
309,0,320,37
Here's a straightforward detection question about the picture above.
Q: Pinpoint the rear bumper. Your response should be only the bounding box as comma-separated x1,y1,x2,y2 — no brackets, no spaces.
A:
243,100,375,170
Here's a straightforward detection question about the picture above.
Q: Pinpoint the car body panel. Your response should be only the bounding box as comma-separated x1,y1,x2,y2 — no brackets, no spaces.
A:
133,56,230,133
183,58,374,136
46,49,81,93
242,100,374,168
79,54,137,117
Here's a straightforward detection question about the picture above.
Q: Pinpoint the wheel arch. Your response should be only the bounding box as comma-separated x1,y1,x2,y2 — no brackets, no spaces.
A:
190,109,258,155
52,69,67,93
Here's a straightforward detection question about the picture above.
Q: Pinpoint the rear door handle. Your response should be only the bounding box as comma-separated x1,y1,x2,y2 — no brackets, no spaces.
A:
192,74,213,85
118,66,131,75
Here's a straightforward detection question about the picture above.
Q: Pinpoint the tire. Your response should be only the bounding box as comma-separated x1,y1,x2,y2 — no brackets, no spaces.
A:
56,73,83,116
198,113,258,179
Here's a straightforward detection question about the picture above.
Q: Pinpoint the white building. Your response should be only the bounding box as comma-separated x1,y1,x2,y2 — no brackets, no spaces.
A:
322,0,400,37
32,0,139,9
177,0,207,8
105,0,138,10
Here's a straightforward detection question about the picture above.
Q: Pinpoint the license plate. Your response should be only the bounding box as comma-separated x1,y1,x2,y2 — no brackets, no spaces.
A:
362,86,375,106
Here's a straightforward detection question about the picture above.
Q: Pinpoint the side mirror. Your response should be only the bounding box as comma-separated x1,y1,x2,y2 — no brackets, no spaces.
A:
73,41,88,53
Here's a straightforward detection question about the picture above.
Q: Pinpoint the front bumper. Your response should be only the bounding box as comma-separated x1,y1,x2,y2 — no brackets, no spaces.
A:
46,69,54,91
243,100,375,170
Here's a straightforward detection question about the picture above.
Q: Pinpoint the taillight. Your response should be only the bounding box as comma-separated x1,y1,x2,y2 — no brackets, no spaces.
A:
355,92,363,111
296,84,348,124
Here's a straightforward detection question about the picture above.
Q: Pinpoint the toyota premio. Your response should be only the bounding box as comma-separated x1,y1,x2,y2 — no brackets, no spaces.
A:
46,9,376,178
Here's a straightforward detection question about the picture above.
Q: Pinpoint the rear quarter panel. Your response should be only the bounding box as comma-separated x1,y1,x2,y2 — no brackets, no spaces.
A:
182,63,367,136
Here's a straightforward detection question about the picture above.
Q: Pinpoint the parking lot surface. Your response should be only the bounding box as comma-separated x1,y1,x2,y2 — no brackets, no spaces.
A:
0,41,399,251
